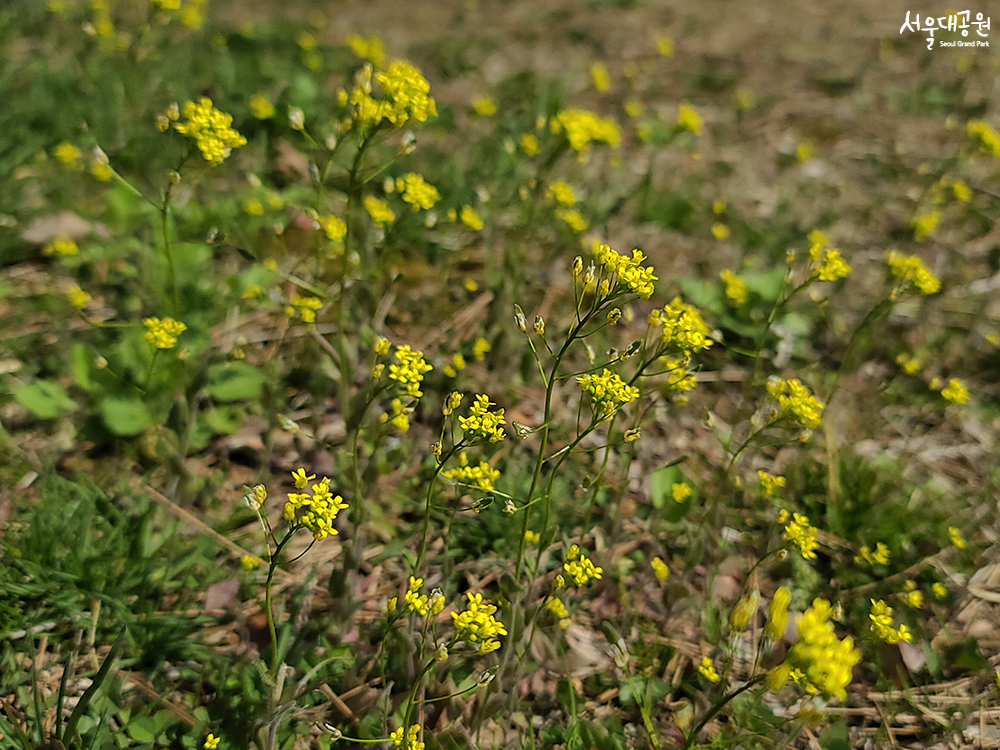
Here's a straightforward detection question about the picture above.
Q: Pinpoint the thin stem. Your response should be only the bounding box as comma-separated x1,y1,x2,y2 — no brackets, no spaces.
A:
264,531,294,679
160,183,180,316
681,674,767,750
415,444,461,572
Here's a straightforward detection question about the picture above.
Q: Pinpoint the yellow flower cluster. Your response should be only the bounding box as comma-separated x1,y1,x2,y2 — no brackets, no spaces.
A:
592,244,657,298
547,181,577,206
778,509,818,559
885,250,940,296
346,34,386,68
458,394,506,443
651,556,670,582
808,238,851,282
143,317,187,349
388,345,433,398
720,269,747,305
764,587,790,641
519,132,541,156
869,599,911,644
563,545,603,586
471,96,497,116
966,119,1000,156
390,725,424,750
320,215,347,242
556,209,588,233
404,577,444,617
249,94,275,119
54,142,83,168
451,593,507,654
758,470,786,498
545,596,571,629
551,109,620,152
948,526,965,549
349,61,437,128
661,356,697,393
655,297,713,356
855,542,890,566
903,580,923,608
939,378,969,404
364,195,395,224
173,97,247,165
460,205,483,230
912,210,940,241
677,102,703,136
698,656,720,682
783,599,860,700
68,285,91,309
767,377,824,429
671,482,692,502
396,173,440,210
43,237,79,256
282,470,348,541
576,369,640,419
380,398,412,432
442,452,500,492
287,292,322,323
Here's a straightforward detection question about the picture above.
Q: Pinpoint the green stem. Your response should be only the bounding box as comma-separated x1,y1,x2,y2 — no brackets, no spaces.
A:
681,674,766,750
265,531,294,679
160,183,180,317
415,444,461,572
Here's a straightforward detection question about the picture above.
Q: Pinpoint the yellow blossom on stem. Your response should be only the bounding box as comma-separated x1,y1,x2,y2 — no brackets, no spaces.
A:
249,94,275,119
966,119,1000,156
670,482,692,503
458,394,506,443
592,243,657,298
758,470,785,499
658,297,713,355
577,369,639,420
651,556,670,582
471,96,497,116
551,109,620,152
698,657,720,682
518,132,540,156
940,378,969,404
390,725,424,750
720,269,747,304
451,593,507,654
677,102,702,136
547,180,577,206
869,599,911,644
143,317,187,349
948,526,965,549
590,61,611,92
855,542,890,566
765,587,791,641
443,452,500,492
282,472,348,540
786,598,860,700
54,142,83,168
460,205,483,230
396,173,439,210
67,285,91,308
563,551,603,586
364,195,395,224
43,237,79,256
388,344,432,398
885,250,940,296
767,377,824,429
173,97,247,165
778,509,818,559
346,34,386,68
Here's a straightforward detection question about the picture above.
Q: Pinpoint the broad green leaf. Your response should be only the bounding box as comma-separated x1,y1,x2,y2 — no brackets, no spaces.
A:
99,397,153,436
205,362,265,402
14,380,76,419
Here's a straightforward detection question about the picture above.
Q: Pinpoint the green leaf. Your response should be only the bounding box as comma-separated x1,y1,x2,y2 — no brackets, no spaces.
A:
71,344,94,392
650,464,695,520
203,406,243,435
126,715,157,743
14,380,76,419
99,397,153,436
205,362,265,402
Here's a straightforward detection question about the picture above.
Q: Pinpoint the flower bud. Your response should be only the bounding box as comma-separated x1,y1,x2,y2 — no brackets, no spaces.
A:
572,256,583,276
533,315,545,335
513,304,527,332
607,308,622,325
730,588,759,631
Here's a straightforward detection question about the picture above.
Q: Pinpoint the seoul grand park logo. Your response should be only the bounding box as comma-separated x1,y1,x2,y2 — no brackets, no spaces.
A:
900,10,990,49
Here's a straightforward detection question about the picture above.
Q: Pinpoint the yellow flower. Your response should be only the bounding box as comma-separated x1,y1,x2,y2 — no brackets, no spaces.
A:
249,94,275,120
590,61,611,92
904,589,923,608
730,589,759,631
54,142,83,168
855,542,891,567
143,317,187,349
563,550,603,586
458,394,506,443
592,243,657,299
896,352,921,375
765,587,790,641
396,173,439,210
360,195,395,227
524,530,540,544
556,208,588,233
43,237,79,256
655,35,673,56
677,102,702,136
244,198,264,216
711,223,730,241
940,378,969,404
442,453,500,492
767,378,824,429
657,297,712,354
671,482,692,503
240,554,262,569
885,250,940,296
451,592,507,653
471,96,497,116
577,369,640,420
68,285,91,308
282,474,348,540
518,132,541,156
779,510,818,559
204,734,220,750
952,179,972,202
545,596,570,629
460,205,483,230
390,725,425,750
758,471,785,499
698,657,720,682
720,269,746,305
932,582,947,599
472,337,491,362
966,119,1000,156
787,598,860,700
346,34,386,68
321,215,347,242
912,211,940,241
651,556,670,582
546,181,577,206
948,526,965,549
795,141,814,162
388,344,433,398
552,109,620,152
869,599,911,644
173,97,247,165
89,161,113,181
